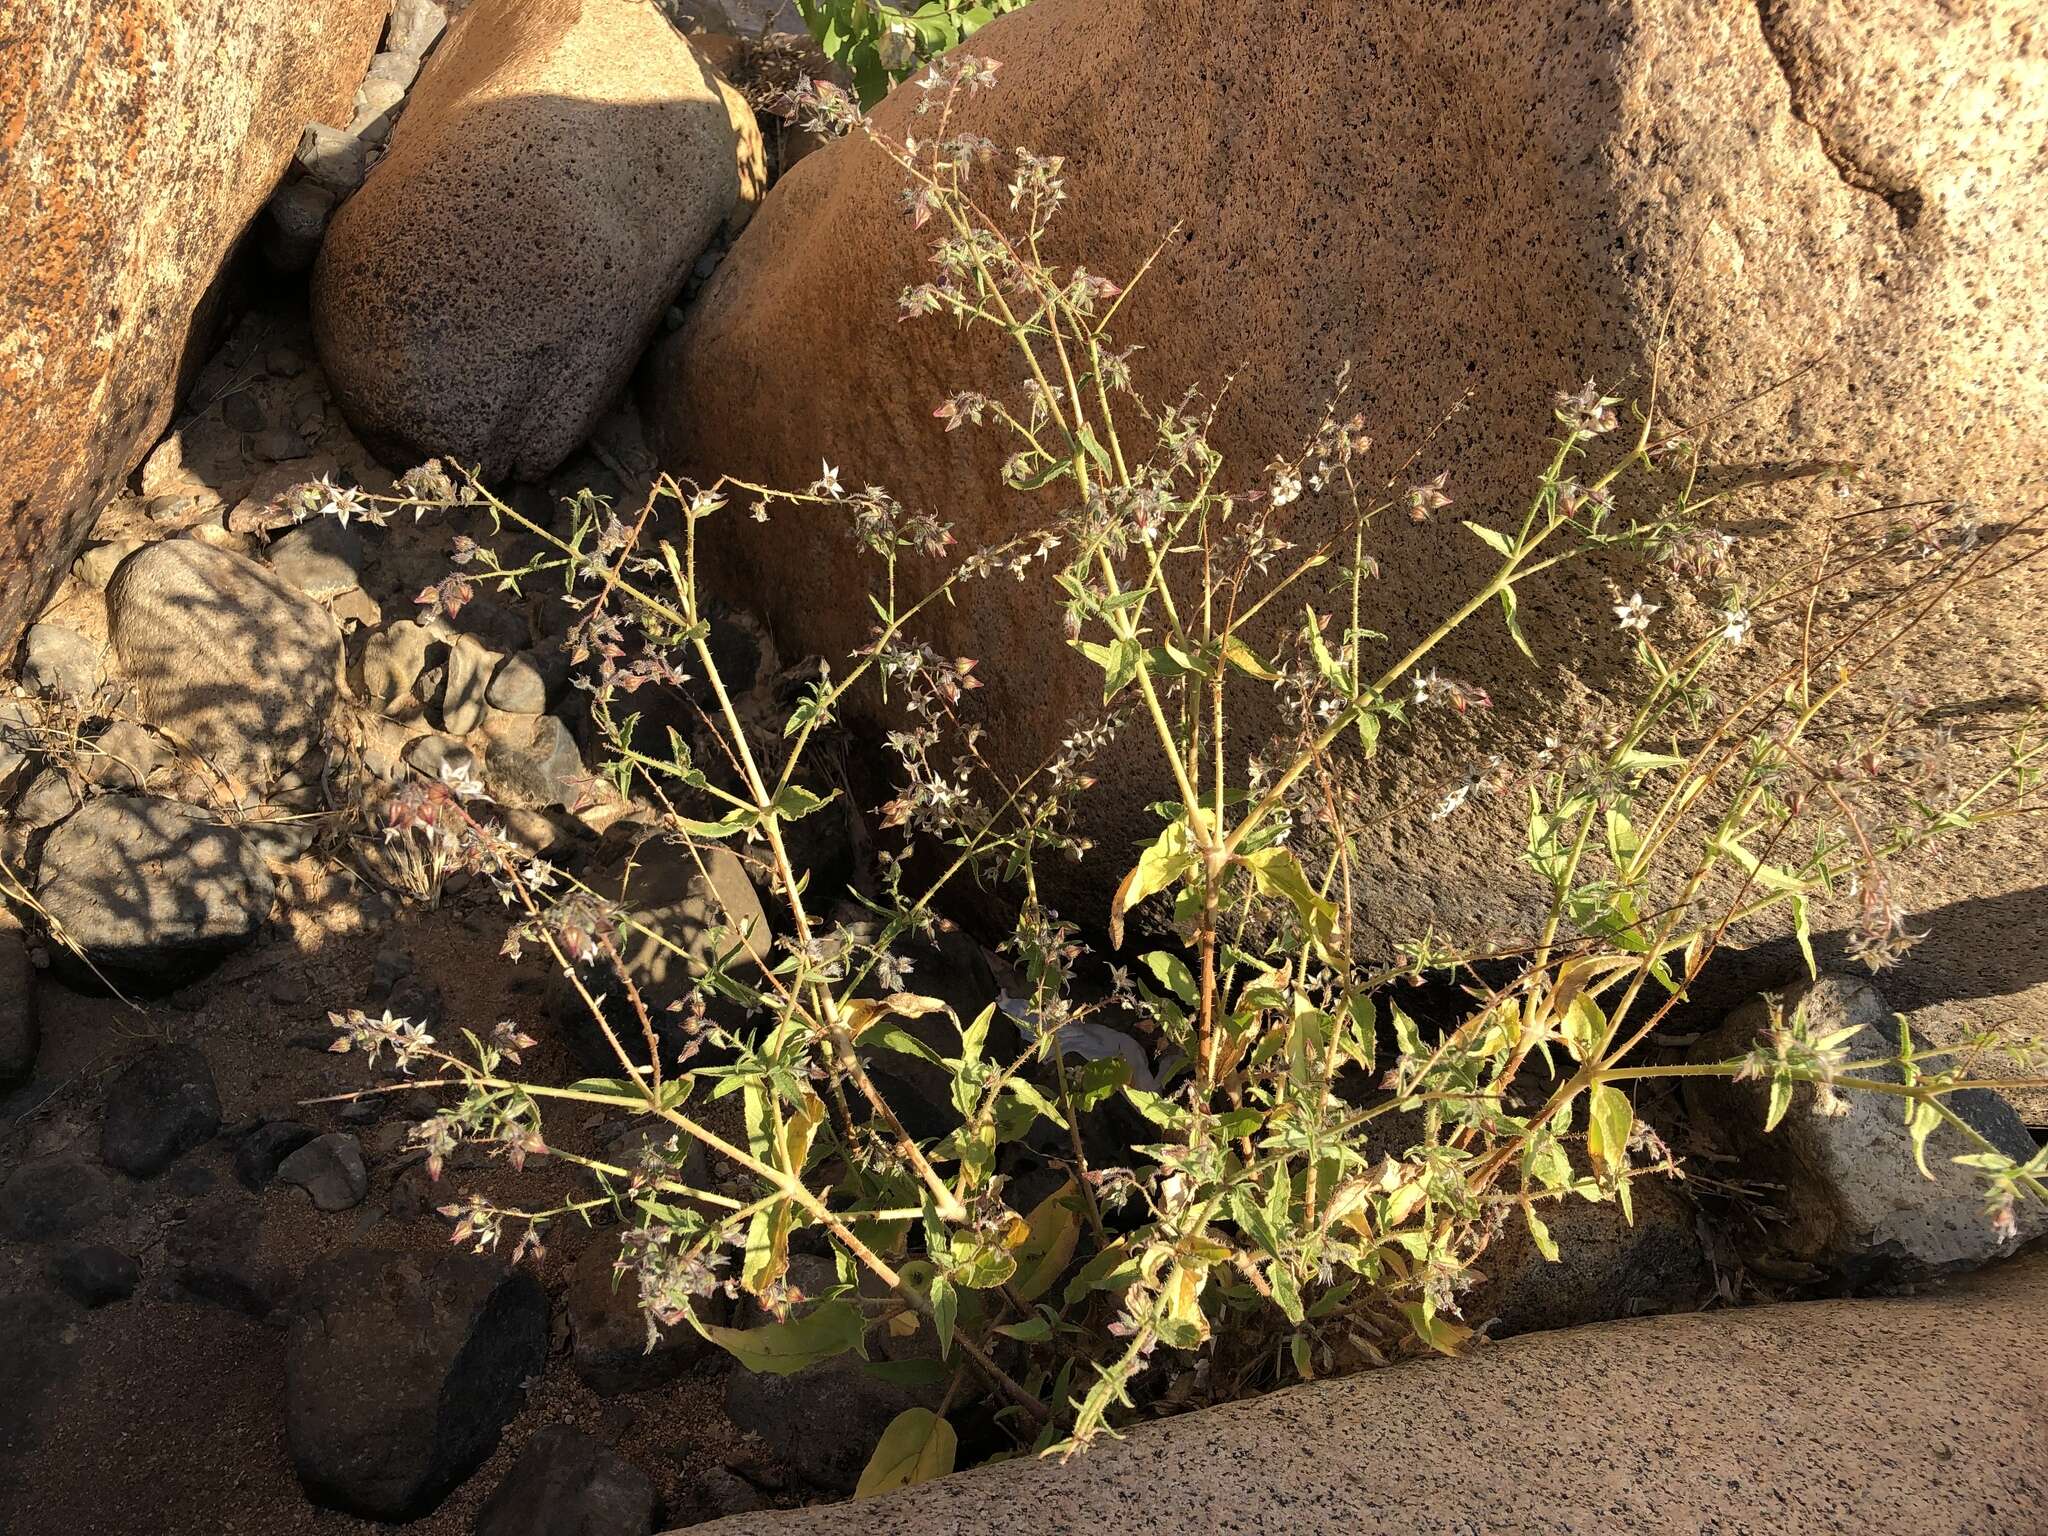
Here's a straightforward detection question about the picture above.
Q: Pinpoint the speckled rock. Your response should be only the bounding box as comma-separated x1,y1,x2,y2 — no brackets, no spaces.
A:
34,796,276,992
0,0,385,660
1466,1166,1706,1338
105,540,342,786
675,1254,2048,1536
648,0,2048,1041
313,0,767,479
1686,974,2043,1273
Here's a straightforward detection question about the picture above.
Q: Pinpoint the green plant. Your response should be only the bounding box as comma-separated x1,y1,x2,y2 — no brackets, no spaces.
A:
316,55,2048,1484
794,0,1029,105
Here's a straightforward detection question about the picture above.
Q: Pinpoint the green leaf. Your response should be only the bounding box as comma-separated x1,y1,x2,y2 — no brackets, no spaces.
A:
1764,1072,1796,1134
1792,892,1817,980
854,1409,957,1499
771,783,838,822
1400,1300,1472,1356
1221,636,1280,681
1497,583,1533,659
1075,424,1113,473
1461,519,1515,557
1899,1015,1940,1180
1585,1082,1634,1178
929,1272,958,1359
675,806,757,840
1524,1203,1561,1262
699,1299,864,1375
1141,950,1196,1005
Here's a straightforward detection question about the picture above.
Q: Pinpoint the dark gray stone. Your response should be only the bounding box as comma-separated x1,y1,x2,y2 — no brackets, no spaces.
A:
385,0,447,57
0,928,36,1089
485,650,560,715
440,632,501,735
1464,1168,1706,1337
360,619,436,709
235,1120,318,1191
481,713,584,809
1687,975,2044,1274
36,796,276,993
365,49,423,89
296,123,367,195
221,390,266,432
276,1132,368,1211
566,1232,714,1395
22,622,104,696
51,1244,140,1306
100,1042,221,1177
264,179,338,274
0,1157,115,1240
166,1194,287,1317
473,1425,655,1536
267,518,365,599
13,766,80,828
285,1248,549,1520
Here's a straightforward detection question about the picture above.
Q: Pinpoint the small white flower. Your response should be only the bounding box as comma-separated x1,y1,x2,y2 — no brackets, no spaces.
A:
1613,591,1660,633
1718,605,1752,646
439,759,488,801
816,460,843,498
1430,782,1473,821
1270,468,1302,507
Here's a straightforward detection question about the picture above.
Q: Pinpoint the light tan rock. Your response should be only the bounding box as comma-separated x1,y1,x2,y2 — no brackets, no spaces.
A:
106,539,343,786
647,0,2048,1037
676,1253,2048,1536
0,0,387,659
313,0,766,479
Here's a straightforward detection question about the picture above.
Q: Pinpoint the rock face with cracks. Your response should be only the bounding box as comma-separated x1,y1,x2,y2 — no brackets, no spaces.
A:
647,0,2048,1041
314,0,766,479
0,0,387,659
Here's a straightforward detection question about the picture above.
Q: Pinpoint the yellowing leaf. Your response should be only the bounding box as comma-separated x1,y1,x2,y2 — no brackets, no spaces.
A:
1111,821,1195,950
854,1409,957,1499
1010,1179,1082,1302
1586,1082,1634,1179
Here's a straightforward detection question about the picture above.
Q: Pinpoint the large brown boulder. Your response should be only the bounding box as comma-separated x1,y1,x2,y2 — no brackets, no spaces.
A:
313,0,766,480
0,0,386,660
648,0,2048,1035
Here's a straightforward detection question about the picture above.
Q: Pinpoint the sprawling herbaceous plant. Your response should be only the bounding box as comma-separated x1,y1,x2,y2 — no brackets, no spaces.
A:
313,57,2046,1488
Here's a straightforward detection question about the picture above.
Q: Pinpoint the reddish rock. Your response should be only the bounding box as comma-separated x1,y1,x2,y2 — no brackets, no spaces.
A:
0,0,386,659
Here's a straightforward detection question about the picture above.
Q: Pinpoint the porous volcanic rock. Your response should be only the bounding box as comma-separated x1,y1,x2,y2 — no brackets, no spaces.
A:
313,0,766,479
647,0,2048,1043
